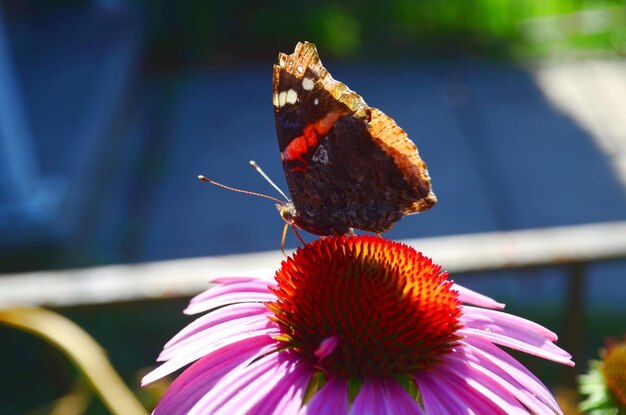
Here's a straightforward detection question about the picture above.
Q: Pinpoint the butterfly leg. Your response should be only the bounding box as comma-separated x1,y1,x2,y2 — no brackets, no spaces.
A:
280,223,289,256
291,224,306,246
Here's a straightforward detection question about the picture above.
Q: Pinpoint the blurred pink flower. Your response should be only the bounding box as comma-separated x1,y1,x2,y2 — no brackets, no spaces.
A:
143,235,574,414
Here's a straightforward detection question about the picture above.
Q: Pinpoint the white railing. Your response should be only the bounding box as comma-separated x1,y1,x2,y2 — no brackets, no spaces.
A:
1,220,625,308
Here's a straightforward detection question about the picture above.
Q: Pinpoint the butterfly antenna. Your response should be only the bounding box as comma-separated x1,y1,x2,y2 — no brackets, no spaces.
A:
249,160,289,201
197,175,284,204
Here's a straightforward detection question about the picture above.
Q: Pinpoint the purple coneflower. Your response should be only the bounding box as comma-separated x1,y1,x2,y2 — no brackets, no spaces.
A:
143,235,574,414
579,336,626,413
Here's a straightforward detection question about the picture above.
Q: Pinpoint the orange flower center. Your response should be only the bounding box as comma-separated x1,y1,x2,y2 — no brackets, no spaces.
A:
267,235,462,379
603,339,626,407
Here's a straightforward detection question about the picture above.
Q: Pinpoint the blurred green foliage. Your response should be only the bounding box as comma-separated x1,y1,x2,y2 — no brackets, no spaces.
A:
140,0,626,68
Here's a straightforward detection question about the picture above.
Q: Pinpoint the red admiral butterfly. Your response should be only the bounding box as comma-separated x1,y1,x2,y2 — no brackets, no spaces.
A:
272,42,436,236
200,42,436,243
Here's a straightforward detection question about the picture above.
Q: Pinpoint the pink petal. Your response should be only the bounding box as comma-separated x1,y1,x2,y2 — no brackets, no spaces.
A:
459,306,573,365
260,365,312,415
300,377,349,415
159,313,274,359
442,352,560,414
315,336,338,361
415,374,471,414
223,354,311,415
453,283,505,310
144,331,275,391
461,306,556,339
380,380,425,415
194,276,271,299
416,370,507,414
462,336,561,412
209,271,275,285
165,302,271,349
189,351,310,414
349,378,424,415
185,278,275,315
151,319,277,381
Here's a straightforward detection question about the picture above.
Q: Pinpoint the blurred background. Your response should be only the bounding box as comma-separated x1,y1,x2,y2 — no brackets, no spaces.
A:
1,0,626,413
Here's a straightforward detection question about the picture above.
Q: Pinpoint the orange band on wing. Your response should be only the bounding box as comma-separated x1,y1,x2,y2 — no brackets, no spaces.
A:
282,111,343,170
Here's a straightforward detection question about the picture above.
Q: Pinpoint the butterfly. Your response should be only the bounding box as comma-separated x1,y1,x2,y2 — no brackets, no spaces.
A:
272,41,436,237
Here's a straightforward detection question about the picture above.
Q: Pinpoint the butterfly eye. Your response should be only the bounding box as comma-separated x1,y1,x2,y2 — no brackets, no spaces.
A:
277,202,296,224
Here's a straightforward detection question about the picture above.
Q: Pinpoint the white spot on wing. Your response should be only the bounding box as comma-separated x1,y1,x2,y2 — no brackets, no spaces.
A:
286,89,298,105
278,91,287,107
296,65,304,74
312,141,329,164
302,77,314,91
314,98,319,106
